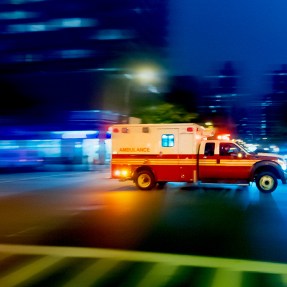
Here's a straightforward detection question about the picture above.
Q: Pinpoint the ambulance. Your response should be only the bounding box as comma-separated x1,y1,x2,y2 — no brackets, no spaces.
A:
111,123,287,193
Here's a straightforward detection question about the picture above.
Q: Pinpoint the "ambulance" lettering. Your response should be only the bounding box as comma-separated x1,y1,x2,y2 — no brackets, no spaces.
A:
120,147,150,152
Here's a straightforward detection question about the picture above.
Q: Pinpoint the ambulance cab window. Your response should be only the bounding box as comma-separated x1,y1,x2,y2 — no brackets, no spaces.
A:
204,143,215,156
162,134,174,147
220,143,240,156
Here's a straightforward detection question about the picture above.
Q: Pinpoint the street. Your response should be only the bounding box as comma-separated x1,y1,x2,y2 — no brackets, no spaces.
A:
0,168,287,286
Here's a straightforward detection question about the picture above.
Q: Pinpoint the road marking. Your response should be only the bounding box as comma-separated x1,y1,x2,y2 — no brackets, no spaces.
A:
1,244,287,286
63,258,122,287
0,244,287,275
0,255,65,287
137,263,179,287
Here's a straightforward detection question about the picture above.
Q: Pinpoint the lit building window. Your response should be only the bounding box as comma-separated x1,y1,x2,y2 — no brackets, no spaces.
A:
7,23,46,33
58,49,93,59
10,0,45,3
48,18,97,30
94,29,134,40
0,11,38,20
30,24,45,32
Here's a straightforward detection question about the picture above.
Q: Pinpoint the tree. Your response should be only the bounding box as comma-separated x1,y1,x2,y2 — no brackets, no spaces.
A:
133,102,198,123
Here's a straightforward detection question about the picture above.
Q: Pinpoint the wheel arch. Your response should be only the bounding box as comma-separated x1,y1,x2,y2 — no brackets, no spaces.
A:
133,165,157,181
251,161,283,182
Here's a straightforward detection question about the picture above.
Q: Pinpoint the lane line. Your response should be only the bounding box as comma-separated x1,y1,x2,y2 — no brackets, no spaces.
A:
0,244,287,275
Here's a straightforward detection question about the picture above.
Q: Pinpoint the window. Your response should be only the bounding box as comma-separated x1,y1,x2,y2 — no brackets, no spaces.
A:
161,134,174,147
204,143,215,156
220,143,240,156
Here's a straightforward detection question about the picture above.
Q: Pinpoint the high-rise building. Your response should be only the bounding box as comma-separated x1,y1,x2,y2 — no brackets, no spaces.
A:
0,0,168,116
263,64,287,141
198,61,240,137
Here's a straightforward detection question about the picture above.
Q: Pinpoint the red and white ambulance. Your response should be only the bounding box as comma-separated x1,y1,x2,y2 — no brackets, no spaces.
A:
111,123,287,193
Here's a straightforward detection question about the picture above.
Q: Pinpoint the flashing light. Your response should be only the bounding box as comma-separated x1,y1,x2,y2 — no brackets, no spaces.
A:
187,127,193,132
113,128,119,133
217,134,230,140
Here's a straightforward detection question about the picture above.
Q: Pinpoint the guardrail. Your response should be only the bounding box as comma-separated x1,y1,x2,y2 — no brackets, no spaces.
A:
0,244,287,287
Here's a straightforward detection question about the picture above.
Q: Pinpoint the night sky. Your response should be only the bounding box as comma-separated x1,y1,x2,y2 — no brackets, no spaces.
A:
169,0,287,95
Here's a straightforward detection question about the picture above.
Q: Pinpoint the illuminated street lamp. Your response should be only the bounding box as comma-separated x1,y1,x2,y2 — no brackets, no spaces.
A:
124,66,159,121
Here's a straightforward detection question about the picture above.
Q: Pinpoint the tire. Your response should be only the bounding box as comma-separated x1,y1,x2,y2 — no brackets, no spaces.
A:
134,170,156,190
256,171,278,193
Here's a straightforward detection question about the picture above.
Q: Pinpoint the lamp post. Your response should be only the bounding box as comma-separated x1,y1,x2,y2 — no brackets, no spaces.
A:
123,67,159,122
124,74,133,120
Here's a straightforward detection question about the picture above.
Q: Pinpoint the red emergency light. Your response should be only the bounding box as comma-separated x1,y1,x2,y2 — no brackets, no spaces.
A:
217,134,230,140
113,128,119,133
186,127,193,132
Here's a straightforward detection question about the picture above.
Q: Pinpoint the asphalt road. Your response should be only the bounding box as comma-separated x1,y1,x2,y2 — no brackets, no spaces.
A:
0,167,287,265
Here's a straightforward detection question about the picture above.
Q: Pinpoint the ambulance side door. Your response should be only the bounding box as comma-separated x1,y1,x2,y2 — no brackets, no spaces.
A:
216,142,250,179
156,129,179,181
198,142,250,180
198,142,218,180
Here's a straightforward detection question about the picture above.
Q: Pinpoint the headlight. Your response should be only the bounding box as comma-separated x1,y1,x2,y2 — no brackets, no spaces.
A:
278,159,287,171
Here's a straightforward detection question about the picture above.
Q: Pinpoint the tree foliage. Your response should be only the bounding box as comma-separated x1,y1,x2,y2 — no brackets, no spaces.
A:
134,102,198,123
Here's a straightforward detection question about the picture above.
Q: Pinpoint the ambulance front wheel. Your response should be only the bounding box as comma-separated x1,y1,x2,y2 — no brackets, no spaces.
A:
134,170,156,190
255,171,277,193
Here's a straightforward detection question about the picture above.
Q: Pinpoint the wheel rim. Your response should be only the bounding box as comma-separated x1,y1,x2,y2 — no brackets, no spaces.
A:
259,175,275,191
138,174,151,188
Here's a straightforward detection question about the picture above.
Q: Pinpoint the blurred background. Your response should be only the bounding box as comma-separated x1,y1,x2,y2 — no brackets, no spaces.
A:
0,0,287,168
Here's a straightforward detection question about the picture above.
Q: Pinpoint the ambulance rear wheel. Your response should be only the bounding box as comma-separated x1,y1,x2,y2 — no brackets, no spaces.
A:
135,170,156,190
256,171,277,193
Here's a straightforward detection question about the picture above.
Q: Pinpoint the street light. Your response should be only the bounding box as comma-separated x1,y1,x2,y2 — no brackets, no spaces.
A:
123,66,159,121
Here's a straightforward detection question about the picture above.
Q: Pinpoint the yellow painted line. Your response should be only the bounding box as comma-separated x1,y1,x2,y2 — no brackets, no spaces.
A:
63,258,123,287
211,269,243,287
137,263,179,287
0,244,287,275
0,255,65,287
282,274,287,285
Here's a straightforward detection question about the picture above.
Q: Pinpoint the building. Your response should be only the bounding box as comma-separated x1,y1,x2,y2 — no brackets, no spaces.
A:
0,0,168,115
0,0,169,165
0,110,123,166
198,61,240,138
